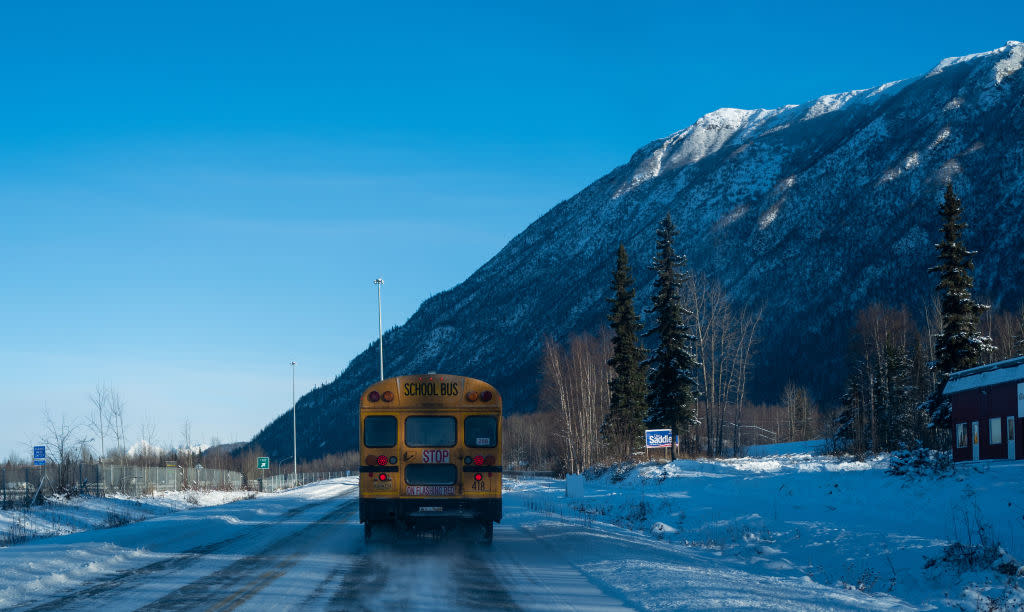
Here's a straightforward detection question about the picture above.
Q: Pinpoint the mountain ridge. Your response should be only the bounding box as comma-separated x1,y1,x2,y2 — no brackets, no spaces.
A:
249,42,1024,461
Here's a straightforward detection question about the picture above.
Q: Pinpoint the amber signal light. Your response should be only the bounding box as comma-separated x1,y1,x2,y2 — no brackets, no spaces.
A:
382,390,394,402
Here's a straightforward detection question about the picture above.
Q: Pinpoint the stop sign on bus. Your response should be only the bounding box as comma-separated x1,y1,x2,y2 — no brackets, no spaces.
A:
422,449,450,463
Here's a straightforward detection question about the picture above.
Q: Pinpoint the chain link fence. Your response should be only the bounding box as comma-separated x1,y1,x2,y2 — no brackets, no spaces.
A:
1,464,353,508
1,463,242,508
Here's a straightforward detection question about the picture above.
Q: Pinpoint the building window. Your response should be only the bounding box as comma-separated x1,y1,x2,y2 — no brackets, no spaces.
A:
989,417,1002,445
956,423,969,448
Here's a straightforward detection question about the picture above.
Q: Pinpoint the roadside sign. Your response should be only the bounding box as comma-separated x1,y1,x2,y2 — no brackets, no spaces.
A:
33,445,46,466
257,456,270,470
645,429,672,448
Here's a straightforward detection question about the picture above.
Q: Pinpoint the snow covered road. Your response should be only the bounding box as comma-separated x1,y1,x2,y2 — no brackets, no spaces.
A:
4,459,1022,610
3,478,634,611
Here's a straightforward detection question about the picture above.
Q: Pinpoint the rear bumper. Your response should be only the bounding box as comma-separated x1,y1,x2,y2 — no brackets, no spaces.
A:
360,497,502,526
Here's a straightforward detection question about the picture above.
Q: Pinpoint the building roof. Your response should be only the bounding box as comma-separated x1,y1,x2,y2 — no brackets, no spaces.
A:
944,355,1024,395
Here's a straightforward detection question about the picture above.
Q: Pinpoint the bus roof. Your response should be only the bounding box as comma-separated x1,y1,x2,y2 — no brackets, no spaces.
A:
360,374,501,410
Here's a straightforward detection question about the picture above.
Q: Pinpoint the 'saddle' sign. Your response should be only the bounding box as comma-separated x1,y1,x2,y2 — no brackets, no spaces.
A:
645,429,672,448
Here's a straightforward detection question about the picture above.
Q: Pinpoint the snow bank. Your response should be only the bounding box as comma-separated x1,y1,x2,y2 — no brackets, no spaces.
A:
512,454,1024,610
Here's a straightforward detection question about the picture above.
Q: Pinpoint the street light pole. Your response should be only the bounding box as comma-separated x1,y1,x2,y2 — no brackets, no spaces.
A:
291,361,297,485
374,278,384,381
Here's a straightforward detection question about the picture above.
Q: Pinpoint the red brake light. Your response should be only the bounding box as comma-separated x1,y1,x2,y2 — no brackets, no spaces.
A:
368,391,380,402
377,455,388,466
473,455,484,466
378,473,387,481
483,455,495,466
474,473,483,481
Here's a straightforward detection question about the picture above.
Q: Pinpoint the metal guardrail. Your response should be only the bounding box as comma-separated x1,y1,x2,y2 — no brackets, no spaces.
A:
256,471,350,493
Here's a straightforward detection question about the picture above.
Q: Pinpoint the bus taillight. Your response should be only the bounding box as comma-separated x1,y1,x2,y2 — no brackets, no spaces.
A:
474,473,483,481
376,455,388,466
378,473,388,482
473,455,484,466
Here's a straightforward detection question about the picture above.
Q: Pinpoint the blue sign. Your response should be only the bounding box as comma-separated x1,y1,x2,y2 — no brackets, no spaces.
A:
645,429,672,448
33,445,46,466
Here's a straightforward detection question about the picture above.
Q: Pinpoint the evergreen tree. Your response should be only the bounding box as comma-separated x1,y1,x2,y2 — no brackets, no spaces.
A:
925,183,993,428
602,244,650,460
644,213,699,456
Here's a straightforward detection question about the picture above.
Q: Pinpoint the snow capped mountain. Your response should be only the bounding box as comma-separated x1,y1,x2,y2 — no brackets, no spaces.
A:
251,42,1024,461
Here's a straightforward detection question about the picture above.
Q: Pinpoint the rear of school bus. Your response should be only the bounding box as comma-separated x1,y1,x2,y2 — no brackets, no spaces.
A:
359,374,502,541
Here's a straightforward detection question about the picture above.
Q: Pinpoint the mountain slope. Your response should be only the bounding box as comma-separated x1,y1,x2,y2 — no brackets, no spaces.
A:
252,42,1024,461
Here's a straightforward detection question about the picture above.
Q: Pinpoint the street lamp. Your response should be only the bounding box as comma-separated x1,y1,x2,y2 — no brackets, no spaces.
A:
291,361,297,485
374,278,384,381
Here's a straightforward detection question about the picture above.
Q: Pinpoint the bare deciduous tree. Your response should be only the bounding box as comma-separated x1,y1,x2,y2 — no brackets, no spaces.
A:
180,417,195,488
687,275,761,457
40,410,87,493
980,302,1024,362
87,384,111,460
539,332,612,474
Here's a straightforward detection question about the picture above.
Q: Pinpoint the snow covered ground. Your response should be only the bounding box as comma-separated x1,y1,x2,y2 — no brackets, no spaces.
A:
511,453,1024,610
1,457,1022,610
0,488,257,547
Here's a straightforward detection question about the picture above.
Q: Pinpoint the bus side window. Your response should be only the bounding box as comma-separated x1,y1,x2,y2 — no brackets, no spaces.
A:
465,416,497,448
364,416,397,447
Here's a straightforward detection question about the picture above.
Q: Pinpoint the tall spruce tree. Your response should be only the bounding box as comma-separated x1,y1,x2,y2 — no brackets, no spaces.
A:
602,244,649,460
644,213,699,456
926,182,993,428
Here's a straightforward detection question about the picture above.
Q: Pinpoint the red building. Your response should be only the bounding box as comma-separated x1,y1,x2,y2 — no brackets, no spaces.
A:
945,356,1024,462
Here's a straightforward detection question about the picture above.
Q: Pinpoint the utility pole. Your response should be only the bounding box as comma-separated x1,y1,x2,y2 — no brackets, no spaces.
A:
374,278,384,381
291,361,297,485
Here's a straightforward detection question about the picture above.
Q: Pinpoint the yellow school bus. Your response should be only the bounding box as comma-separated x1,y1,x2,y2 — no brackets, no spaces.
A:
359,374,502,542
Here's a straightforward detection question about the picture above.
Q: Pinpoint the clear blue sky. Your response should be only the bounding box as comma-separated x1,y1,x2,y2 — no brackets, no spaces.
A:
1,1,1019,459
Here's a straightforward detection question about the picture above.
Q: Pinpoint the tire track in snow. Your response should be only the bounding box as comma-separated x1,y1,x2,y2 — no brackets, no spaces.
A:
134,497,358,611
17,492,356,611
328,532,519,611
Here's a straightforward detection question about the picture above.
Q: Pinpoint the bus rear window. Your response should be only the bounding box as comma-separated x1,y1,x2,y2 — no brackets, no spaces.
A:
405,416,456,447
364,416,397,448
465,416,497,448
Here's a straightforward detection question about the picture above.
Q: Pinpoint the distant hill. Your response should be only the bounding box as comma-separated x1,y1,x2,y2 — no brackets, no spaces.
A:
249,42,1024,462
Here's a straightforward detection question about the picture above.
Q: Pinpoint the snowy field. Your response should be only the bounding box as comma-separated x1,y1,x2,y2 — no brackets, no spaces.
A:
0,457,1021,610
511,453,1024,610
0,488,258,547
